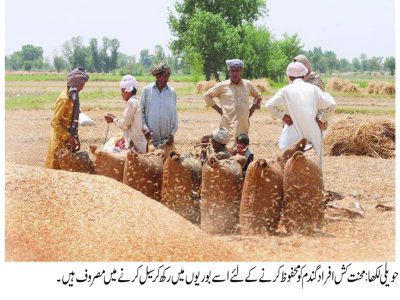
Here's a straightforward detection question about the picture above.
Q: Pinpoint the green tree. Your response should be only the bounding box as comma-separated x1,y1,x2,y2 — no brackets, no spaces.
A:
175,10,240,80
168,0,267,79
352,57,361,71
384,56,395,76
338,58,352,72
6,52,23,70
20,44,44,69
368,56,383,72
53,55,67,73
360,53,368,72
153,45,166,64
236,25,273,79
89,38,101,72
139,49,153,70
62,37,90,69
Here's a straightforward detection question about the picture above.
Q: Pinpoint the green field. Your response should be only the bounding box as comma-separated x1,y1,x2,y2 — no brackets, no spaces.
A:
4,73,395,114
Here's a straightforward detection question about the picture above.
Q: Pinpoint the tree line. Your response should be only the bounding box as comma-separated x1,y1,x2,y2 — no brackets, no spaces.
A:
5,0,396,80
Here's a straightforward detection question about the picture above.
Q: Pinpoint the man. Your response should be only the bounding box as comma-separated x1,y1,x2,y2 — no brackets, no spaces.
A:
141,62,178,155
200,127,231,165
45,67,89,169
265,62,336,166
203,59,263,146
104,75,147,153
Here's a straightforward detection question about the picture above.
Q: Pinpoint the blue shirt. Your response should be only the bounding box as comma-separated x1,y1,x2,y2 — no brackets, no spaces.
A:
140,82,179,146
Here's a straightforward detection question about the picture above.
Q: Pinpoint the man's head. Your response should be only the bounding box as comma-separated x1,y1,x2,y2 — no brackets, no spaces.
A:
120,75,138,101
67,66,89,92
286,62,308,82
151,62,171,86
226,59,244,84
236,133,250,151
211,127,230,152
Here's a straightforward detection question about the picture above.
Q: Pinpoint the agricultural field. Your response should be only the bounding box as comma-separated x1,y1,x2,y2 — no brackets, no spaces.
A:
4,73,396,261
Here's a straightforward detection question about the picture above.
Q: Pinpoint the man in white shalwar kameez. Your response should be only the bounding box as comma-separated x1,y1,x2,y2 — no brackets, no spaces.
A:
104,75,147,153
265,62,336,166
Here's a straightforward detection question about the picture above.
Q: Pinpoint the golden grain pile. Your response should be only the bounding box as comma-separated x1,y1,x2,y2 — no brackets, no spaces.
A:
324,116,395,158
5,163,241,261
367,82,396,95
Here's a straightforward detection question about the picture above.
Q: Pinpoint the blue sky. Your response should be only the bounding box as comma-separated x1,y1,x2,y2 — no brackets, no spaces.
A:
5,0,395,60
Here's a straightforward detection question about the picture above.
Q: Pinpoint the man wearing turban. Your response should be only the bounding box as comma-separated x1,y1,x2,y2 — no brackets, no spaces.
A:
45,67,89,169
104,75,147,153
265,62,336,166
203,59,263,147
141,62,178,156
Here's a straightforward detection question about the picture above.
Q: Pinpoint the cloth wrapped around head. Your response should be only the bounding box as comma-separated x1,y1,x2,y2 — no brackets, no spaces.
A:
212,127,230,145
120,75,137,92
286,62,308,78
67,66,89,87
150,62,171,76
293,54,325,91
226,59,244,69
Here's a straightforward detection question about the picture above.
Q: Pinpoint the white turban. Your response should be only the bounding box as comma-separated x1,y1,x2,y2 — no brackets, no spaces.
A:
120,75,137,92
286,62,308,77
212,127,230,145
226,59,244,69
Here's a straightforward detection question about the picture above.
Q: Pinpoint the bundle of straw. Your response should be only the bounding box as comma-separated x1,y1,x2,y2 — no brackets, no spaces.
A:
324,117,395,159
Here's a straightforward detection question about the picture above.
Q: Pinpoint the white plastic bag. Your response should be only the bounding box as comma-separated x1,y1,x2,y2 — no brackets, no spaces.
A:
79,112,95,126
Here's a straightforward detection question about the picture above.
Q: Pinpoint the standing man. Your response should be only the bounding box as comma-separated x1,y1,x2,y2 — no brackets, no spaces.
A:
265,62,336,166
141,62,178,155
45,66,89,169
203,59,263,147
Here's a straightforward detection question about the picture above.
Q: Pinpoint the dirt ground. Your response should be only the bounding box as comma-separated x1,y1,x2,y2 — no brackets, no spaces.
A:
5,108,395,261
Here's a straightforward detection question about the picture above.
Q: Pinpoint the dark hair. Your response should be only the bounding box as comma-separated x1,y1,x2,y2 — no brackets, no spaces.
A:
236,133,250,145
131,87,137,96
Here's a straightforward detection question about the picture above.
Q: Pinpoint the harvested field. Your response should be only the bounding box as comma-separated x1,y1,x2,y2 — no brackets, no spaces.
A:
4,79,395,261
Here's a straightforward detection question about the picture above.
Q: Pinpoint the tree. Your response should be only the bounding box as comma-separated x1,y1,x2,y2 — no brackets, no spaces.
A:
236,25,273,79
62,36,90,69
53,55,67,72
6,52,23,70
360,53,368,72
20,44,44,69
277,33,303,62
139,49,152,70
175,10,240,80
338,58,352,72
89,38,101,72
153,45,166,64
368,56,383,72
168,0,267,79
384,56,395,76
168,0,267,37
352,57,361,71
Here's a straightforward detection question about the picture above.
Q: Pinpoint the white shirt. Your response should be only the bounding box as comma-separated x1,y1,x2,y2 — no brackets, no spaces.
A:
113,96,147,153
265,78,336,166
140,82,178,146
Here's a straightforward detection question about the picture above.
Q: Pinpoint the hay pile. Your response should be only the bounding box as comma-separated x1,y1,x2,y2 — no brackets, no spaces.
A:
324,116,395,159
327,77,360,93
342,83,361,93
5,163,241,261
196,80,217,93
251,79,271,93
367,82,395,95
327,77,345,92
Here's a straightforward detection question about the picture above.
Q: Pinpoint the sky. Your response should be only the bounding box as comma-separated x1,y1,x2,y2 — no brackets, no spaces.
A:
5,0,395,60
